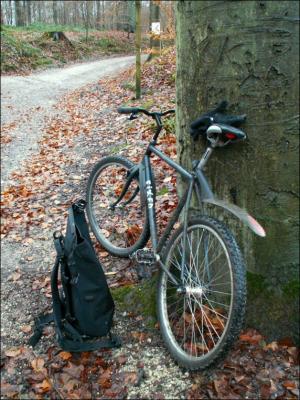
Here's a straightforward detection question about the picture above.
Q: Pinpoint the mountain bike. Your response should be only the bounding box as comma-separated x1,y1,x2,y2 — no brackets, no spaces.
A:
86,101,266,370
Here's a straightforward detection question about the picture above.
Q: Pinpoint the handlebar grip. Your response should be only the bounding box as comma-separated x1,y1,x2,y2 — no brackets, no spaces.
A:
117,107,139,114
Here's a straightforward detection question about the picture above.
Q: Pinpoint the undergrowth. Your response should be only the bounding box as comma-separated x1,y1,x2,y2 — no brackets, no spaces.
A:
1,24,138,74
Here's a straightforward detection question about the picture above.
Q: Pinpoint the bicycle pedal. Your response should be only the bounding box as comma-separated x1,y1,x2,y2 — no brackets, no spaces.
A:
131,249,155,265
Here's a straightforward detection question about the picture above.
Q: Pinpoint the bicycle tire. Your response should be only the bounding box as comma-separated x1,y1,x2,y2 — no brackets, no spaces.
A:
157,216,246,370
86,155,150,257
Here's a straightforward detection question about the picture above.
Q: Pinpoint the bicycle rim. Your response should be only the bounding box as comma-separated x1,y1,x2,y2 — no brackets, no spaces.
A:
88,159,148,254
160,221,238,364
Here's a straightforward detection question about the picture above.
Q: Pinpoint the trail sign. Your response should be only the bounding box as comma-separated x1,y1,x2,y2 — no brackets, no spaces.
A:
151,22,160,35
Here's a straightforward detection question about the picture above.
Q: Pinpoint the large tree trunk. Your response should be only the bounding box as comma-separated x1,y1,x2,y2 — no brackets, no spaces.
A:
175,1,299,341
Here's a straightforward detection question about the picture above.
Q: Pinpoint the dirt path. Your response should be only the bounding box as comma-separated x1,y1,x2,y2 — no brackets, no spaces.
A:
1,56,137,188
0,57,192,399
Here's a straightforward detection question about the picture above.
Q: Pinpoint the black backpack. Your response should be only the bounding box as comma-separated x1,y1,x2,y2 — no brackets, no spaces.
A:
29,200,121,352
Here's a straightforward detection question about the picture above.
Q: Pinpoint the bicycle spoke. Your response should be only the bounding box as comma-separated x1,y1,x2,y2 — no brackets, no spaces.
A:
159,217,246,369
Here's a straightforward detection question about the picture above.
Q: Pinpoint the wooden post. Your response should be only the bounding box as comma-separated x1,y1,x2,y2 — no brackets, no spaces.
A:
135,0,141,99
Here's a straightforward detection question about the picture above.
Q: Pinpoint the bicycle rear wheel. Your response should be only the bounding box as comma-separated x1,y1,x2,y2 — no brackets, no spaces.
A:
157,216,246,370
86,156,150,257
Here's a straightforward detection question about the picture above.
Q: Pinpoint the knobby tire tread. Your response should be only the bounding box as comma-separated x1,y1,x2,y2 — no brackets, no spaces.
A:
86,155,150,258
157,215,246,371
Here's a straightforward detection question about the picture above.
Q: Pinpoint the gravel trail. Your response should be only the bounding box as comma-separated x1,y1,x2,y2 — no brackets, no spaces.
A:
1,58,193,399
1,56,136,187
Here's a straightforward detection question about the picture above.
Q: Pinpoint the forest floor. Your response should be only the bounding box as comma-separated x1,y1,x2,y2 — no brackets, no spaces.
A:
1,50,299,399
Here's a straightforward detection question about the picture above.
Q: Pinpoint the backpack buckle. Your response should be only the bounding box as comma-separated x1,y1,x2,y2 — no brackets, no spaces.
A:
53,231,64,259
73,199,86,213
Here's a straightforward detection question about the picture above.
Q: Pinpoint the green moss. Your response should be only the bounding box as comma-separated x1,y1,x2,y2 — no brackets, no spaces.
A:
283,279,300,299
120,81,135,92
111,284,133,306
140,99,155,109
246,271,299,342
163,117,176,134
247,271,268,296
111,276,158,327
157,187,169,196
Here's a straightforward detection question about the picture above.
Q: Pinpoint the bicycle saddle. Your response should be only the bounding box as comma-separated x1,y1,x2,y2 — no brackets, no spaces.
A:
190,101,246,140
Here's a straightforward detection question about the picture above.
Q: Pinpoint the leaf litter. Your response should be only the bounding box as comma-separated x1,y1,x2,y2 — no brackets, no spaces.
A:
1,47,299,398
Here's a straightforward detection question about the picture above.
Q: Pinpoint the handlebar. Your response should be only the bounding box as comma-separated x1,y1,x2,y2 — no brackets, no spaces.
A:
117,107,175,118
117,106,175,141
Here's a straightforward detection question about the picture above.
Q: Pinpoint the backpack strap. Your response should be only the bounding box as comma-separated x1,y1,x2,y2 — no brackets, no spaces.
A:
57,332,121,352
28,312,54,347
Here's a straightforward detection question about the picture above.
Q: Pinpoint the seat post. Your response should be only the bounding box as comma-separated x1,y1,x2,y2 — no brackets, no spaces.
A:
197,146,214,170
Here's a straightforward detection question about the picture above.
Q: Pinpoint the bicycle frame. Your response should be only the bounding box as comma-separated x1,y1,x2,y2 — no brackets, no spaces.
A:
141,140,226,284
111,136,266,286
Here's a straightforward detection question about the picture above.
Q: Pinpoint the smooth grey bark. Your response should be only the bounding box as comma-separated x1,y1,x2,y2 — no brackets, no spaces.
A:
26,0,31,25
95,0,101,29
52,0,58,24
175,1,299,340
15,0,24,26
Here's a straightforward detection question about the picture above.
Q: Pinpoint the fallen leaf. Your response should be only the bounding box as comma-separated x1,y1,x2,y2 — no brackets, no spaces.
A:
99,369,112,389
283,381,296,389
21,325,32,333
239,332,263,344
64,363,84,379
8,271,21,282
123,371,138,385
58,351,73,361
264,341,279,351
116,355,127,366
131,331,148,343
5,348,22,357
31,358,45,372
35,378,52,393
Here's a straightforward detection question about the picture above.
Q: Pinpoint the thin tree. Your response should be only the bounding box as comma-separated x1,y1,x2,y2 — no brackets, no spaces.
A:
26,0,31,25
53,0,58,25
135,0,142,99
95,0,101,30
149,0,160,59
15,0,25,26
63,1,67,25
81,0,91,42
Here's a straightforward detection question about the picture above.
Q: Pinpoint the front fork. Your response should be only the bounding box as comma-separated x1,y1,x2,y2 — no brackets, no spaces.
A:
180,179,194,283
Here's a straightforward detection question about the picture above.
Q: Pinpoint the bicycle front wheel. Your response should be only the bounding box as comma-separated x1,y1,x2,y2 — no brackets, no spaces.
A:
157,216,246,370
86,156,150,257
